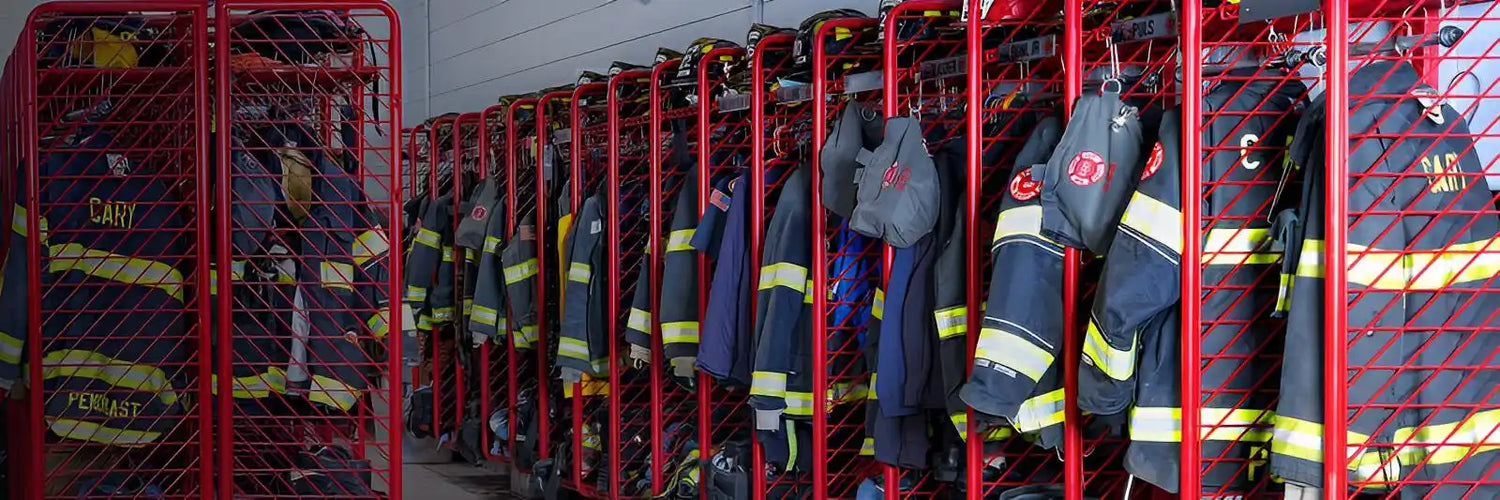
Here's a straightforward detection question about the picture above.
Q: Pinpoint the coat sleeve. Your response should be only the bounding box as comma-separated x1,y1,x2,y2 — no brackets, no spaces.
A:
559,197,605,378
749,167,812,429
469,199,509,342
0,198,33,389
501,212,540,350
623,250,653,357
659,184,702,361
934,206,970,428
403,197,444,309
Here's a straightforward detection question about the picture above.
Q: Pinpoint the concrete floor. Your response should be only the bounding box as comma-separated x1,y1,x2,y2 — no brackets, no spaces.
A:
402,462,512,500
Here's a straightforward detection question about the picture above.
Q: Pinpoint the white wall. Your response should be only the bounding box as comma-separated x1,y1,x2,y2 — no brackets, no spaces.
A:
396,0,877,126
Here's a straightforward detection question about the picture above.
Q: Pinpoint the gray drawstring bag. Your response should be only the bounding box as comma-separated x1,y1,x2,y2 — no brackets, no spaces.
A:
849,116,940,248
454,176,502,249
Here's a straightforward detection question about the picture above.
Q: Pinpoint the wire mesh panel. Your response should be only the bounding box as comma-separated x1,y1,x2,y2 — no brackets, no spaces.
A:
961,0,1072,498
1276,2,1500,498
16,4,211,498
741,31,816,499
877,3,965,497
646,58,701,496
569,81,612,498
803,17,885,500
477,103,510,464
213,2,401,497
506,97,544,473
425,115,458,453
452,112,481,456
695,45,754,500
533,89,574,474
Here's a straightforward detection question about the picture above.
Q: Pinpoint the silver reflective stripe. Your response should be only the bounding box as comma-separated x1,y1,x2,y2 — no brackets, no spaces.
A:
627,308,651,333
991,205,1043,242
974,327,1052,382
568,263,592,283
1012,389,1065,432
1119,192,1181,253
1081,319,1136,381
504,259,539,284
757,263,808,292
484,236,502,254
667,229,695,252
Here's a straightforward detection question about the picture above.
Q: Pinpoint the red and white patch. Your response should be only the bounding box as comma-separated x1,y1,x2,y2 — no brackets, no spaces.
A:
1067,151,1106,186
469,204,488,220
1141,143,1163,181
1009,167,1041,201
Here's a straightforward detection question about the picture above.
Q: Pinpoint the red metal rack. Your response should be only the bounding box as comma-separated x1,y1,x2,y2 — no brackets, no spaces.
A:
605,67,656,499
745,30,815,499
570,80,610,498
452,111,482,454
14,4,212,498
647,57,700,496
695,44,753,500
805,17,885,500
478,100,511,464
213,2,403,497
425,113,459,451
961,0,1073,498
878,3,964,497
534,88,574,472
506,96,542,471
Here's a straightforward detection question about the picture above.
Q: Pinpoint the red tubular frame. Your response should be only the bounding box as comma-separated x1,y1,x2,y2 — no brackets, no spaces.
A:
1322,2,1350,497
694,46,749,500
1060,1,1084,498
427,113,456,446
1178,2,1205,498
647,60,676,495
569,81,608,498
507,97,540,469
453,111,482,442
536,89,575,468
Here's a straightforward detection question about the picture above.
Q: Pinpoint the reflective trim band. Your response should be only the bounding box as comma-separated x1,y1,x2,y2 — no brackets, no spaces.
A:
472,305,500,326
442,246,456,262
667,229,695,252
431,308,455,323
0,331,21,365
1203,227,1280,266
951,412,968,434
462,299,474,316
992,205,1045,242
758,262,808,293
868,372,879,400
367,310,390,338
1128,407,1273,443
504,258,539,284
48,418,161,447
786,420,800,467
12,205,48,239
1081,319,1137,382
559,337,591,360
308,374,361,411
627,308,651,334
1119,191,1182,253
48,243,185,301
208,261,248,294
984,427,1014,442
353,230,390,266
934,306,967,340
803,279,816,304
484,236,502,254
320,261,355,291
515,325,538,349
974,327,1053,383
872,289,885,320
1296,239,1325,279
750,371,787,397
785,391,813,417
212,367,290,399
414,228,441,249
416,313,434,330
860,437,875,456
1388,409,1500,469
661,321,699,345
42,349,178,406
568,262,592,283
405,286,429,302
1275,272,1293,314
1013,389,1066,433
1299,238,1500,290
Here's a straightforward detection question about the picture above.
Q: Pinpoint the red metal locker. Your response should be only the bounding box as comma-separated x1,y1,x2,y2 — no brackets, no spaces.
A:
478,101,511,464
506,96,543,471
570,80,611,499
534,87,575,471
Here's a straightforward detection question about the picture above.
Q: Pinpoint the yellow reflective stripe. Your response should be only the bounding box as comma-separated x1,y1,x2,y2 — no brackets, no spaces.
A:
1389,409,1500,469
661,321,699,344
48,243,185,301
0,330,21,365
785,391,813,417
1275,272,1294,313
627,308,651,333
484,236,502,254
417,313,433,330
208,261,249,295
320,261,355,291
47,418,161,447
1013,388,1066,432
667,229,695,252
504,258,539,284
860,436,875,455
750,371,787,397
405,286,429,302
828,382,867,405
212,367,290,399
951,412,968,434
974,327,1053,382
568,262,592,283
42,349,178,406
366,310,390,338
1299,238,1500,290
308,374,361,411
559,337,591,360
472,305,500,326
934,306,967,340
515,325,538,349
868,372,879,400
1296,239,1325,279
414,228,441,249
442,246,456,262
992,205,1045,242
1203,227,1279,266
431,308,455,322
12,204,49,239
1082,319,1137,381
462,299,474,316
1119,192,1182,253
1129,407,1273,443
786,420,800,466
872,289,885,320
353,230,390,266
758,262,808,293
